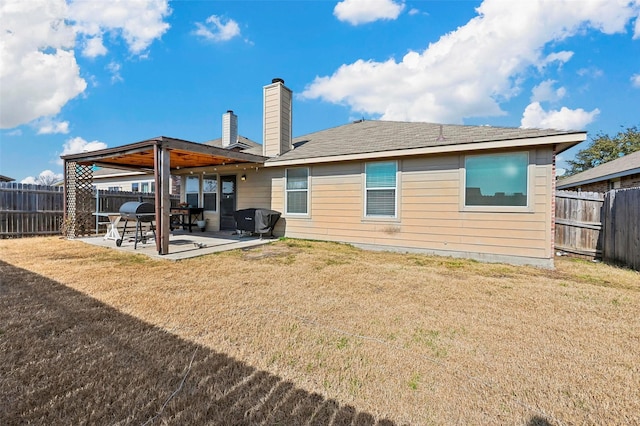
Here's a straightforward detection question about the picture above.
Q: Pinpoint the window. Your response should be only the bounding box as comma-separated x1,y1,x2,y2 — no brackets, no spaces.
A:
203,174,217,211
132,183,139,192
465,152,528,207
185,176,199,207
286,168,309,214
365,161,397,217
141,182,150,193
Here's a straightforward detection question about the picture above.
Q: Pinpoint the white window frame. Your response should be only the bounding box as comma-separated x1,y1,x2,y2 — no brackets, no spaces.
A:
364,160,398,218
285,167,310,216
461,151,533,213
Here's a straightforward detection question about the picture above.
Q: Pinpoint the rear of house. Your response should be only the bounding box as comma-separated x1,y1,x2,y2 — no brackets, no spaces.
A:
63,78,586,267
176,79,584,267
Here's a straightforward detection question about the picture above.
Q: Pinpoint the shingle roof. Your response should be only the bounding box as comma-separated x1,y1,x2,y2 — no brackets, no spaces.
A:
557,150,640,189
267,120,583,163
203,135,260,150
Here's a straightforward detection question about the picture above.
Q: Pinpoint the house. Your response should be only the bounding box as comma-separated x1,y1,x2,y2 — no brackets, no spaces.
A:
92,167,158,193
62,78,587,267
557,150,640,192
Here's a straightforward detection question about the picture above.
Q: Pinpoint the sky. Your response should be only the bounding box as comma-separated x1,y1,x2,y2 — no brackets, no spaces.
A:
1,0,639,184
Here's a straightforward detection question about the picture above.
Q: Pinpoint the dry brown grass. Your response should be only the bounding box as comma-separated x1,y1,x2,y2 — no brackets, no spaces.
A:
1,236,639,425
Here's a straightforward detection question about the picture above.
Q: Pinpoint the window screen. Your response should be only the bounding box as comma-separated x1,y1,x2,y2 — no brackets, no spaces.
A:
185,176,199,207
286,168,308,214
365,161,397,216
203,175,217,211
465,152,528,207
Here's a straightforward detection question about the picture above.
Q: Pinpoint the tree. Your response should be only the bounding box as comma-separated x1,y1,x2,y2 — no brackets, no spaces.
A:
21,170,64,186
565,126,640,176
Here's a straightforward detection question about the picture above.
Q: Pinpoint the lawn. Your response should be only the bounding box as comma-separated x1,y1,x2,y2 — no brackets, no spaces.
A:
1,237,639,425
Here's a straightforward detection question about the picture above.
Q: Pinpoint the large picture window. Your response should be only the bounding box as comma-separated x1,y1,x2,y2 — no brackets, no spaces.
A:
465,152,528,207
365,161,397,217
203,174,217,211
185,176,199,207
286,168,309,215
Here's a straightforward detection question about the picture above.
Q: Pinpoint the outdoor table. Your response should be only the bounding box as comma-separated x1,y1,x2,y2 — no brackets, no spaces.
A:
93,212,121,241
170,207,204,232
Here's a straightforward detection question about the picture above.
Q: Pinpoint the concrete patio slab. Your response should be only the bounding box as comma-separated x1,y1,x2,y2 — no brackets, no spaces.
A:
77,230,274,260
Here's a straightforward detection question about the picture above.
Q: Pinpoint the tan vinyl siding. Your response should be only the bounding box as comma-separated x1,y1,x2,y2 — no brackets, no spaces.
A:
261,148,555,265
237,169,278,211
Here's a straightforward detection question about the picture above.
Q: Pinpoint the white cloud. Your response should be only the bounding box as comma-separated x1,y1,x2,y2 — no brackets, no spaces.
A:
304,0,639,124
631,73,640,88
21,169,64,185
68,0,171,55
531,80,566,102
520,102,599,130
538,50,574,70
35,117,70,134
57,136,107,165
194,15,241,42
334,0,405,25
577,67,604,78
107,61,124,83
81,35,107,58
0,0,170,130
0,0,86,129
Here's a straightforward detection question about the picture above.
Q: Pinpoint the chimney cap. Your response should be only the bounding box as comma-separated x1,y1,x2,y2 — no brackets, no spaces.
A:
272,78,285,84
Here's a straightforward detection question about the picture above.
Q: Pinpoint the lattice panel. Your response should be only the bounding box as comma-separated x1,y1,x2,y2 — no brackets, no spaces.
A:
65,162,94,238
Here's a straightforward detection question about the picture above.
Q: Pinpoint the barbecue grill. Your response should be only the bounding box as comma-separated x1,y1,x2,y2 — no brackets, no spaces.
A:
233,208,281,238
117,201,156,248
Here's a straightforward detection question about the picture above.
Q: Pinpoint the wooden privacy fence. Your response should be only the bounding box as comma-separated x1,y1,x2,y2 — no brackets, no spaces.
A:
601,188,640,271
0,183,64,238
555,188,640,271
0,183,178,238
555,190,604,258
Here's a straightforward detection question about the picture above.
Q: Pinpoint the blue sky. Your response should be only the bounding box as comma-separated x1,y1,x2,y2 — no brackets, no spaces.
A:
1,0,639,183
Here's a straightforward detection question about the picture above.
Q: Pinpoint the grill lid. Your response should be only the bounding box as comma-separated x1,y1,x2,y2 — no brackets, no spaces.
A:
119,201,155,220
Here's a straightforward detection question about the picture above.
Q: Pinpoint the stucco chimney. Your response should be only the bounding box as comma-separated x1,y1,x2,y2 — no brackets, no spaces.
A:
263,78,292,157
222,110,238,148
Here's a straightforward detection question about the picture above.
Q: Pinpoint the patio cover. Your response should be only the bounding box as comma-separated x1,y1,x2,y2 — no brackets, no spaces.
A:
62,136,267,255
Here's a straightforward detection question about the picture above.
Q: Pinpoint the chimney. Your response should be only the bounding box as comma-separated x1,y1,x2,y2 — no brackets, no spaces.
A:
222,110,238,148
263,78,292,157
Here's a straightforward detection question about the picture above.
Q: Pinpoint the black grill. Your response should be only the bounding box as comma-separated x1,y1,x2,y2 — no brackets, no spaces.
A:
119,201,155,221
117,201,156,248
233,208,281,237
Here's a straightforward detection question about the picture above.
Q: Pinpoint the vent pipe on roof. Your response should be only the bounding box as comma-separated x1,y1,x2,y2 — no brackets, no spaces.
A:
263,78,292,157
436,124,446,142
222,110,238,148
